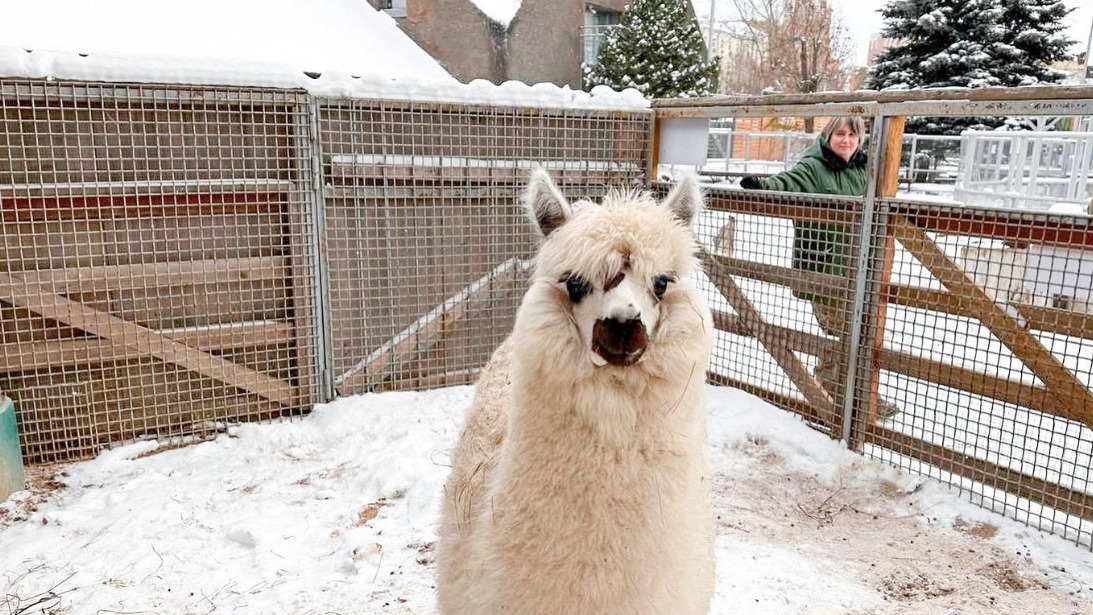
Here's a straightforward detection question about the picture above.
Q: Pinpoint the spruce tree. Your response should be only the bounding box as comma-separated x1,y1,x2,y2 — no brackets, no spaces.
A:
583,0,719,98
867,0,1074,136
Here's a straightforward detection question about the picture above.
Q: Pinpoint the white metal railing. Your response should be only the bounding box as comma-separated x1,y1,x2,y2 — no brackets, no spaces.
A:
956,130,1093,212
702,129,963,185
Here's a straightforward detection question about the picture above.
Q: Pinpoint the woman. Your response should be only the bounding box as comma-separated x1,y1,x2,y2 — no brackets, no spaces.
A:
740,116,899,419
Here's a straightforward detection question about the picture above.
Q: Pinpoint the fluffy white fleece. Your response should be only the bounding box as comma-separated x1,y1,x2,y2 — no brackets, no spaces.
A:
436,170,715,615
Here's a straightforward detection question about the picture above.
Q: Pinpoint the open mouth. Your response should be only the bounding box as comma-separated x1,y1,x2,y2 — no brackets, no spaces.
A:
591,318,647,367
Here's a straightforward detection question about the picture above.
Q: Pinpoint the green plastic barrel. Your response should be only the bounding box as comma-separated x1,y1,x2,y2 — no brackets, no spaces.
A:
0,396,25,500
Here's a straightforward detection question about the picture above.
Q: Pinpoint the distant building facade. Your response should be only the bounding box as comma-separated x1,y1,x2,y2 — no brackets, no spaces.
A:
867,33,901,65
845,33,903,90
709,27,763,94
369,0,630,86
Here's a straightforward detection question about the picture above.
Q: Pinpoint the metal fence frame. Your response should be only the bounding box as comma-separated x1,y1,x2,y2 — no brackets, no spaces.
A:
655,86,1093,548
4,78,1093,549
0,78,652,464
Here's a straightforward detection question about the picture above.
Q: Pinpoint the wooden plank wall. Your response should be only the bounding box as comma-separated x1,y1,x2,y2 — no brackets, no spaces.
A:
0,82,317,463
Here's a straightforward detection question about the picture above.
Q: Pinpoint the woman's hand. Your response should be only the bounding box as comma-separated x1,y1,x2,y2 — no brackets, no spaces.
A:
739,176,762,190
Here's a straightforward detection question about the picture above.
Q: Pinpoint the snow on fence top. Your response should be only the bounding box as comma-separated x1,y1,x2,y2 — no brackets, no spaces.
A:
0,0,647,110
0,46,648,110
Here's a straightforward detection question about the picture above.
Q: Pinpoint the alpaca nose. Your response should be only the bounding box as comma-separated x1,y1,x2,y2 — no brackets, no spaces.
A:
592,317,648,367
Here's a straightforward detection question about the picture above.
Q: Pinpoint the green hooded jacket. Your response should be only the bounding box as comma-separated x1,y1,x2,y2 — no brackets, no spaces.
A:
755,134,866,303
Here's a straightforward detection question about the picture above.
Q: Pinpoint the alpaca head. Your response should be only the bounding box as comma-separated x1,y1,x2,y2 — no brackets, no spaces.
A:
521,168,704,370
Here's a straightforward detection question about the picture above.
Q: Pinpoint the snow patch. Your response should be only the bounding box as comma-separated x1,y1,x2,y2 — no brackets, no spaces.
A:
471,0,523,26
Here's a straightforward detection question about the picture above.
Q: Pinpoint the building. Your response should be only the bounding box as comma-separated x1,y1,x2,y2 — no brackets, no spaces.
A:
2,0,453,85
372,1,704,88
845,33,902,90
709,27,763,94
867,33,901,66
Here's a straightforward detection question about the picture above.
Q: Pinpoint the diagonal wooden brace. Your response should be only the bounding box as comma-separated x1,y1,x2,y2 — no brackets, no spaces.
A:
889,215,1093,427
0,271,296,406
701,249,838,422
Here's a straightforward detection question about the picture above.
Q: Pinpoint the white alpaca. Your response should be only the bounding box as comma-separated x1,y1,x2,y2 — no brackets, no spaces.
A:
436,169,715,615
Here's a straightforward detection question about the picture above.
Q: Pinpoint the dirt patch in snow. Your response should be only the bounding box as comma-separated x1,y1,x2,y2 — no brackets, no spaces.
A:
712,437,1089,614
0,465,65,527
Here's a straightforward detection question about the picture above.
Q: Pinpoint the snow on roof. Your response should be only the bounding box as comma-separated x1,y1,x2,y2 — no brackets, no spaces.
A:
0,0,453,83
0,0,647,110
470,0,524,26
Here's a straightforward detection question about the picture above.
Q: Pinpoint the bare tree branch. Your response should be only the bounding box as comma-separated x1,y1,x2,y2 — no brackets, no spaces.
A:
717,0,852,102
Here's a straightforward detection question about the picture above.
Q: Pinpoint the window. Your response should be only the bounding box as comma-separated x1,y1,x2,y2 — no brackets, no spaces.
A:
375,0,406,18
582,5,620,66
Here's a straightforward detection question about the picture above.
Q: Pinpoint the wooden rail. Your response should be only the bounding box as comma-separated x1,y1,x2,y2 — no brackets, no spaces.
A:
0,321,294,375
0,270,297,406
865,424,1093,524
11,256,286,294
702,250,838,425
889,214,1093,427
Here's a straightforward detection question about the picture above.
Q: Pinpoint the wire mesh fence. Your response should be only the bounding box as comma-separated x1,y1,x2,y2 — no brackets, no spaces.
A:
0,81,321,464
691,184,1093,548
858,201,1093,548
0,80,652,463
318,99,651,396
660,91,1093,548
3,76,1092,551
695,189,865,431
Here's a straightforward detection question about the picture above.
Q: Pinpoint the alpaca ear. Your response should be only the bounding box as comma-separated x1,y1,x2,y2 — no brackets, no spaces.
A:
524,167,573,238
661,172,703,227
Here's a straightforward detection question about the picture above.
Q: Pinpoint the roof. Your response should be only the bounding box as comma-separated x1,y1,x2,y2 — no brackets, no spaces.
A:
0,0,455,85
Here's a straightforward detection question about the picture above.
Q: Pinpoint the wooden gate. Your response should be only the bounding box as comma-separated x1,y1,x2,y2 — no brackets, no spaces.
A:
0,82,319,463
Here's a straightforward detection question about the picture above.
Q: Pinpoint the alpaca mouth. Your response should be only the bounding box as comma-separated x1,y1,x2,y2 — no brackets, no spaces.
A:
591,318,647,367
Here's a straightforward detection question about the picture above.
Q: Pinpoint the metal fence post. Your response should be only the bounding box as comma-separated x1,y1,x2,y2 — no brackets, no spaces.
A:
841,113,904,446
307,95,335,403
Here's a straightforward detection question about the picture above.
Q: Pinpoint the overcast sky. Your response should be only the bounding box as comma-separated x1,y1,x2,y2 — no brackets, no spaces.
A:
692,0,1093,66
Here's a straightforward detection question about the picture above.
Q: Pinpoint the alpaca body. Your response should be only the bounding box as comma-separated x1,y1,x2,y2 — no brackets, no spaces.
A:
437,171,714,615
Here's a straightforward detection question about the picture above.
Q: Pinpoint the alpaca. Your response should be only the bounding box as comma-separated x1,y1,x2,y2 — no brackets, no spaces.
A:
714,216,736,258
436,169,715,615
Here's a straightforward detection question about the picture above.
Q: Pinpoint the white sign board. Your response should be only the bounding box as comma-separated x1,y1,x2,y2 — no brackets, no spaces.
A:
658,118,709,167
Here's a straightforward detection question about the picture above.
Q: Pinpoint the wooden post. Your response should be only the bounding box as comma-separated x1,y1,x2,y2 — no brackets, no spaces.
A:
649,115,662,182
867,115,905,425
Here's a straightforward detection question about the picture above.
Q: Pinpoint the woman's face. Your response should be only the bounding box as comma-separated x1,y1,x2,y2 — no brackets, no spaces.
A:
828,124,860,162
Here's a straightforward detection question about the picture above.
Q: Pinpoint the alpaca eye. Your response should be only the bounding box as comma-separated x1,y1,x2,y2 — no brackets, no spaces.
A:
562,273,591,304
653,274,675,300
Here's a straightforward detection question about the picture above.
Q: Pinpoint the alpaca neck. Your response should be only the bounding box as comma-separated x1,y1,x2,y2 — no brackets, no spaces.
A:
511,364,692,452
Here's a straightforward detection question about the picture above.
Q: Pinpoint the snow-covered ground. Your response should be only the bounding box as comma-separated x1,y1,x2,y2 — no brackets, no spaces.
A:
691,197,1093,547
2,385,1092,614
